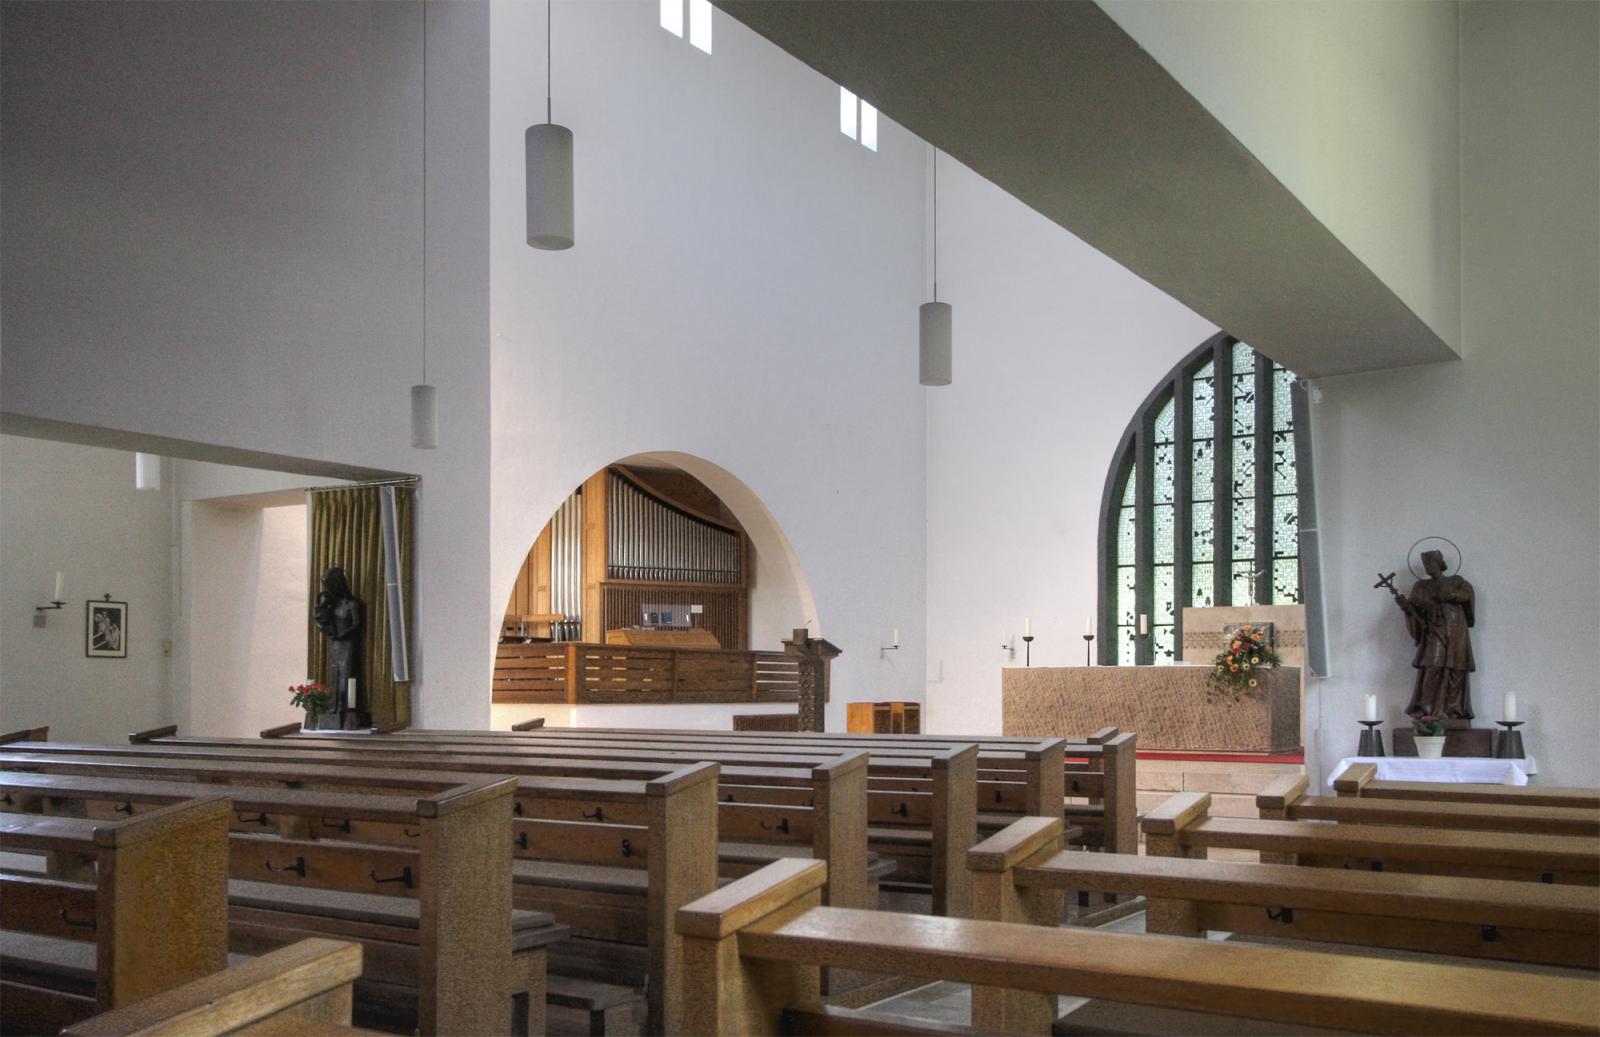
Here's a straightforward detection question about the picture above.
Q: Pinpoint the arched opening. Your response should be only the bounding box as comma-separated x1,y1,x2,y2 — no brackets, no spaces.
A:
490,453,818,730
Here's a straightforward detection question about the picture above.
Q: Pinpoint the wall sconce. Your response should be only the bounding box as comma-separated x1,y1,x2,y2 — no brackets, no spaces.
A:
879,628,900,658
34,571,66,626
1000,632,1015,660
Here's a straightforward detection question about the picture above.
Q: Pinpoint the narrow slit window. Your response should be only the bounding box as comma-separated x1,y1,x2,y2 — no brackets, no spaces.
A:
688,0,712,53
660,0,683,37
860,102,878,151
839,87,858,140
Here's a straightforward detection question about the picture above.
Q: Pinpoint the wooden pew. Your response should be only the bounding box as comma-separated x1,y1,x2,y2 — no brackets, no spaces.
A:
0,796,231,1035
1143,791,1600,886
969,815,1600,971
0,745,717,1036
1260,773,1600,837
1,769,535,1036
675,857,1600,1036
1334,762,1600,809
60,938,378,1037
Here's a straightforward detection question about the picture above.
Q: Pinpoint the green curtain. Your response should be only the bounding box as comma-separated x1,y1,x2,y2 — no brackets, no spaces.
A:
308,485,414,729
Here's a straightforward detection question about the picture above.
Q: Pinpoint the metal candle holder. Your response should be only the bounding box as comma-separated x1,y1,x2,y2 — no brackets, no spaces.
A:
1021,634,1034,667
1494,720,1525,760
1357,720,1386,757
1081,633,1094,666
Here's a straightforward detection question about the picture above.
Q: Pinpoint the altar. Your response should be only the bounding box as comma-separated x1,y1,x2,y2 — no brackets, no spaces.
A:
1003,663,1302,754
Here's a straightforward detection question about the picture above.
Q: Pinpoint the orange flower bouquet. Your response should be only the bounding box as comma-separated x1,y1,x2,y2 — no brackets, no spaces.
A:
1206,624,1282,704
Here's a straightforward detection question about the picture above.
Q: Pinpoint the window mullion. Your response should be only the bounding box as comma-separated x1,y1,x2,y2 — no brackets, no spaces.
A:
1212,340,1233,606
1134,418,1154,667
1254,354,1273,605
1172,374,1192,660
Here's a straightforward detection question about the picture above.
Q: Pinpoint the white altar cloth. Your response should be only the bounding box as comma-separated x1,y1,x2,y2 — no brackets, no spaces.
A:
1329,756,1537,786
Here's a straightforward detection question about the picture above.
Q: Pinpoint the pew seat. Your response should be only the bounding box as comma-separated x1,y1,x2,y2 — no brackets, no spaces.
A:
546,974,645,1037
0,931,251,997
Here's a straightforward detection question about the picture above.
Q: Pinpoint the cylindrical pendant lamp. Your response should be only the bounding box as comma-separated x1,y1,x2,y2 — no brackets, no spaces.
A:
526,122,574,249
919,302,952,386
526,0,574,250
411,384,438,449
134,452,161,491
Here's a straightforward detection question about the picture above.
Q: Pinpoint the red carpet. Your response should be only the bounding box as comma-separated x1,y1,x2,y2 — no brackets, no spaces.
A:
1062,749,1305,765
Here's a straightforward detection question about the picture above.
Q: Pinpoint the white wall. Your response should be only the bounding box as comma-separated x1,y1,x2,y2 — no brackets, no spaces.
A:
1102,0,1461,354
1,0,494,726
489,1,929,729
0,436,174,741
923,160,1216,735
1308,0,1599,787
186,503,309,737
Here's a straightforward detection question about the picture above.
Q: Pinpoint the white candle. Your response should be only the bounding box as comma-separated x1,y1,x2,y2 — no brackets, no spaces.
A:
1137,613,1149,636
347,678,357,709
891,628,899,648
1084,615,1094,637
1363,693,1377,722
52,571,64,602
1503,692,1517,722
1024,617,1032,637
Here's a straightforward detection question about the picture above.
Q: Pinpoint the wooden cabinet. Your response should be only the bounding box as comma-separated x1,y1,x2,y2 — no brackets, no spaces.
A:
846,701,921,734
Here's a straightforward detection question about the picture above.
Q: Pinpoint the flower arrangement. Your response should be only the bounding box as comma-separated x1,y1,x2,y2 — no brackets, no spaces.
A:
1411,713,1446,737
1206,624,1282,703
289,681,334,724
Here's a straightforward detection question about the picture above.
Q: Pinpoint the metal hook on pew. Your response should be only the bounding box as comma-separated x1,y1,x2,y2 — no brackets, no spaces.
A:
1069,780,1082,795
322,818,352,834
264,856,307,878
582,807,605,822
113,801,134,815
1,793,13,806
516,832,528,850
993,789,1003,804
759,818,790,834
513,802,524,816
370,867,414,889
59,909,96,930
621,839,634,858
404,828,420,838
1481,924,1500,943
1265,907,1295,924
891,802,909,818
237,812,271,826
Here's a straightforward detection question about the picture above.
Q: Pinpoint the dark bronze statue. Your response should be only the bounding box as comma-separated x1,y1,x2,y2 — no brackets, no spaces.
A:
312,566,364,726
1375,548,1475,720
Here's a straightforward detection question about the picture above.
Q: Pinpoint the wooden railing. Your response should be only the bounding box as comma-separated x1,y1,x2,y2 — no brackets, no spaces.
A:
492,642,801,705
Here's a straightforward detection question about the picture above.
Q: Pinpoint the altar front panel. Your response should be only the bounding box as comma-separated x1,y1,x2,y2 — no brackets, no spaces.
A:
1003,665,1301,754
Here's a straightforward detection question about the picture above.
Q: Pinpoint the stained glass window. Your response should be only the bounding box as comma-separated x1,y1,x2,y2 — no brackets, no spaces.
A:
1100,335,1314,664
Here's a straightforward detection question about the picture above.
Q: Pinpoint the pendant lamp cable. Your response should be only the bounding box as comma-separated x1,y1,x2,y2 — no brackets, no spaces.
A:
932,149,938,303
546,0,553,124
420,0,428,385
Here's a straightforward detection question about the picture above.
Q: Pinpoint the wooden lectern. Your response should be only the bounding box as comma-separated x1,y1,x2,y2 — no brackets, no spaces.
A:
783,628,841,732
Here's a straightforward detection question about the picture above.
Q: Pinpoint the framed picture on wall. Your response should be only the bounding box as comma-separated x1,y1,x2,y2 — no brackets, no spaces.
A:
86,599,128,659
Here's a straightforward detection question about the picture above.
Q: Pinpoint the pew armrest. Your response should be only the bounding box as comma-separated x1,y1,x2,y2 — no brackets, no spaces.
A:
259,722,302,739
1256,774,1310,813
1141,792,1211,836
1086,727,1119,745
128,725,178,744
511,718,546,731
62,938,362,1036
0,726,48,745
676,857,825,940
1333,763,1378,798
967,817,1063,873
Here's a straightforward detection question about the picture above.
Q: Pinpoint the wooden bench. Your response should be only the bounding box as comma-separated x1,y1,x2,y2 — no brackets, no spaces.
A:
1333,762,1600,809
1,742,717,1036
60,938,380,1036
969,815,1600,971
1144,791,1600,886
0,796,231,1035
674,857,1600,1036
1,769,539,1036
1260,773,1600,837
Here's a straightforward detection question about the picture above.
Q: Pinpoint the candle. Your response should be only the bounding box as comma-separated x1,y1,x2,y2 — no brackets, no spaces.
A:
1363,693,1377,722
891,628,899,648
52,571,64,603
1503,692,1517,722
1024,617,1032,637
1084,615,1094,637
347,678,357,710
1137,613,1149,636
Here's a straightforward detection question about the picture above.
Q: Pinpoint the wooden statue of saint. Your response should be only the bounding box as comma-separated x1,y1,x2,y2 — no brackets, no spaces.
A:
312,566,364,727
1392,548,1476,720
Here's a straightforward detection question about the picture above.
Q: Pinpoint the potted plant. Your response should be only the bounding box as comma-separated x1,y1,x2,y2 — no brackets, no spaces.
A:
1205,624,1282,704
1412,713,1447,758
290,681,334,731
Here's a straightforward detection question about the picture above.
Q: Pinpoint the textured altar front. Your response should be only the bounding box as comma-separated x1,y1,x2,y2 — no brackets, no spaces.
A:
1003,664,1302,753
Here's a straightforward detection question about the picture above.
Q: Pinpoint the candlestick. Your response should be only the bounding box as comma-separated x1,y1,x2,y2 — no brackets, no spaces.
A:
1084,615,1094,637
892,628,900,648
1021,633,1034,667
1024,617,1032,638
1503,692,1517,723
347,678,356,710
1357,719,1386,757
1137,613,1149,637
1081,632,1094,666
53,571,65,603
1363,693,1377,722
1494,720,1525,760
